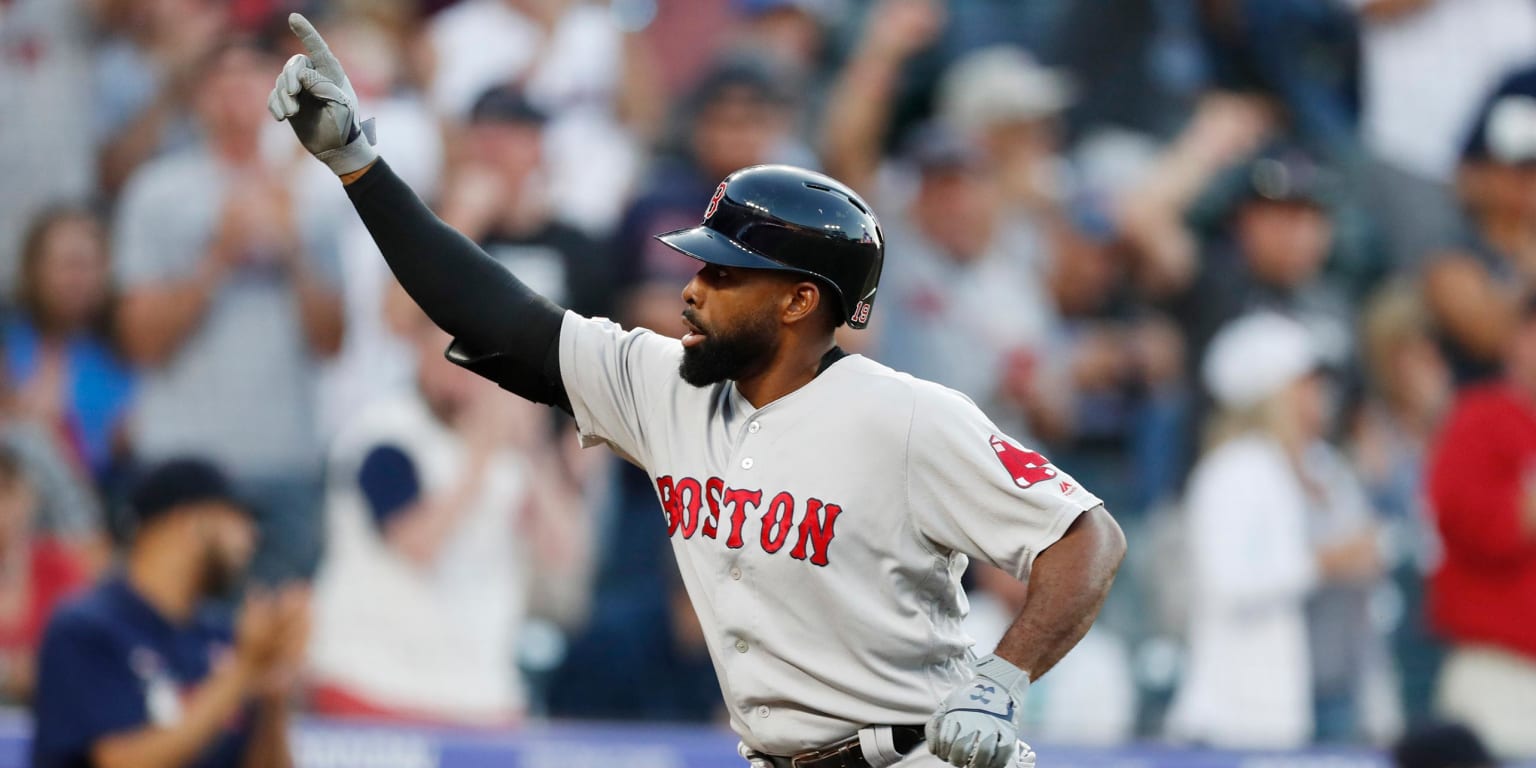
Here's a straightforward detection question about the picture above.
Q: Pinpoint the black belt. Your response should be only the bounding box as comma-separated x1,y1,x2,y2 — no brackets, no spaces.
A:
769,725,926,768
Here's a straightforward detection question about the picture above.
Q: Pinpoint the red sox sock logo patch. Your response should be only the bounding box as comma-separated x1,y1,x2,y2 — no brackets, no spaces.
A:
655,475,842,566
989,435,1059,489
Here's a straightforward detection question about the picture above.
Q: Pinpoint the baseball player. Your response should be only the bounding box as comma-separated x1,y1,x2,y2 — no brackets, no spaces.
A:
268,14,1125,768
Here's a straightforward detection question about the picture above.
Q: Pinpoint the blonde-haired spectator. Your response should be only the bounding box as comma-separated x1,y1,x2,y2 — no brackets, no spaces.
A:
1351,282,1452,721
1169,313,1393,748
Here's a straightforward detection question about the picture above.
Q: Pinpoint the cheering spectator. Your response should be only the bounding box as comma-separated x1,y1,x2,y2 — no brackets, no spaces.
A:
873,123,1064,441
31,458,308,768
1423,76,1536,385
933,44,1074,221
439,85,614,319
0,0,97,293
307,305,589,725
1167,145,1351,376
113,37,344,584
1350,0,1536,264
92,0,224,197
1351,283,1452,720
0,448,89,704
1424,299,1536,759
425,0,660,233
6,207,134,486
614,56,799,340
1169,313,1385,748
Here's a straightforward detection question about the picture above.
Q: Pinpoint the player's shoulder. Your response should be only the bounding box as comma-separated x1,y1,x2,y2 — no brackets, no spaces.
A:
832,355,985,423
564,311,684,359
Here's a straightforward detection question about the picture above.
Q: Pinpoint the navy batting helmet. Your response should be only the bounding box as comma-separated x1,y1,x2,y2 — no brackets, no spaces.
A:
656,165,885,329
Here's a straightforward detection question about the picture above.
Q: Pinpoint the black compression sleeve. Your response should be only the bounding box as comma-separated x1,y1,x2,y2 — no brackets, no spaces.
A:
345,160,570,410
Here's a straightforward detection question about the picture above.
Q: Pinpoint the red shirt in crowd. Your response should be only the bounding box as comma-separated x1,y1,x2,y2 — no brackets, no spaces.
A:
0,538,88,653
1426,383,1536,660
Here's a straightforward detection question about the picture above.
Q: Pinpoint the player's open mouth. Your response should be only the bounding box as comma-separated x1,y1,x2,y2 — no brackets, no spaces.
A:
681,315,708,348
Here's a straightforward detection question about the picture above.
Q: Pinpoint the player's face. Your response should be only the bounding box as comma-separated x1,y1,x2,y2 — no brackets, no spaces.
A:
678,265,786,386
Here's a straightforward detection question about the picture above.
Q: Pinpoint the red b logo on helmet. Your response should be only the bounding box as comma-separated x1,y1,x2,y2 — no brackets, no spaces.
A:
704,182,727,220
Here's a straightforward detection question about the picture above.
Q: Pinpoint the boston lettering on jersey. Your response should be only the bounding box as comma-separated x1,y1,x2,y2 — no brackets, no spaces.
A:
655,475,842,566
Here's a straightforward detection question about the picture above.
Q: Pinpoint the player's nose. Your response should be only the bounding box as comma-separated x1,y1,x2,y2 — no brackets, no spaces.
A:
682,271,702,307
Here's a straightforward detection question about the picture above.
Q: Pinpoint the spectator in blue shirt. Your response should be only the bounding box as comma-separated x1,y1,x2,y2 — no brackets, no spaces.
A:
31,458,308,768
6,206,135,487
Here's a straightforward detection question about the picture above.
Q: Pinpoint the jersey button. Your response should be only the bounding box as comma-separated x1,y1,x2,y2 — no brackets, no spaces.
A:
757,705,771,718
735,638,749,653
730,567,742,581
740,457,754,470
748,421,761,434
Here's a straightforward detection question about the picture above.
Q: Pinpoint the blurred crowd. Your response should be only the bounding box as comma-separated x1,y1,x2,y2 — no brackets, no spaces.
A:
4,0,1536,761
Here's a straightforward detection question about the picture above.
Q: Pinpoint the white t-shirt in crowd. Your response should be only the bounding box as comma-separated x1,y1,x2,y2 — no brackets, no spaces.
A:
308,391,531,723
1352,0,1536,180
0,0,95,290
427,0,638,233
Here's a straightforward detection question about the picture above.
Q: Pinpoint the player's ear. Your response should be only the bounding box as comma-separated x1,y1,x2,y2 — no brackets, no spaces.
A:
781,281,822,326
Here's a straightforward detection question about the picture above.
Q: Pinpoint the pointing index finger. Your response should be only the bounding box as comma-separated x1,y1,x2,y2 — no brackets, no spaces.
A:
287,13,342,80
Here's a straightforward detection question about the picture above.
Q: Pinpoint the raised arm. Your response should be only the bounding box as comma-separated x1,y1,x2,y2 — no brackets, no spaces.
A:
268,13,568,408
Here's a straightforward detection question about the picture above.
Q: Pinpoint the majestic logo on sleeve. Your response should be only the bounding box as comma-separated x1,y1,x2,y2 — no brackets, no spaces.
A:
655,476,842,566
989,435,1059,489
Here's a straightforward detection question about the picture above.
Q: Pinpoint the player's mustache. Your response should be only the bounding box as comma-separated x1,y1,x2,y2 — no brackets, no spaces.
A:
682,309,710,336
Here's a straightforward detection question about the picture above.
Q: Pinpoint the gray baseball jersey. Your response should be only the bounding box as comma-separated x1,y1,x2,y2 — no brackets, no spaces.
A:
559,311,1102,756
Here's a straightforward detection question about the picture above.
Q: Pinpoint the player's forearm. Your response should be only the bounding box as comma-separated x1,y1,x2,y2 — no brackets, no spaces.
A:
991,505,1124,681
342,160,565,368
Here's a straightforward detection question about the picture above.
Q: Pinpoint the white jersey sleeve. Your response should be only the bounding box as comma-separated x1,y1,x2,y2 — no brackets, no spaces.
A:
906,386,1103,579
557,310,684,465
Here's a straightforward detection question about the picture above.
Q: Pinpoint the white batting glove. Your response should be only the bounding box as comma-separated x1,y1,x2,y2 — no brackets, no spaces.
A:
927,654,1032,768
267,13,377,175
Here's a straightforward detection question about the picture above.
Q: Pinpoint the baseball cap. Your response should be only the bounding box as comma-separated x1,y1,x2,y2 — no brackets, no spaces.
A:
901,121,985,173
937,46,1073,133
469,85,548,126
1462,65,1536,164
1202,313,1318,409
1480,95,1536,165
1241,145,1336,207
688,54,794,111
127,458,248,528
1392,722,1498,768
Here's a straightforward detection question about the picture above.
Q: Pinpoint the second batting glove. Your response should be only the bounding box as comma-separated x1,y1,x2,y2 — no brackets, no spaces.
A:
927,654,1036,768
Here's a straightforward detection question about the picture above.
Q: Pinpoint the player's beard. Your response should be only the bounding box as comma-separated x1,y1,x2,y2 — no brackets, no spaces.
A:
679,310,779,387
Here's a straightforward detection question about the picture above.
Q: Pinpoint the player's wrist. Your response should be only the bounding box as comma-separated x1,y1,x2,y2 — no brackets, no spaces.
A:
973,653,1031,702
316,136,378,177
